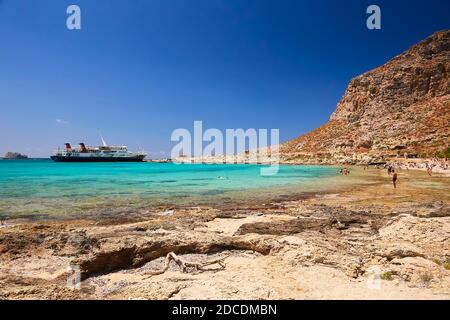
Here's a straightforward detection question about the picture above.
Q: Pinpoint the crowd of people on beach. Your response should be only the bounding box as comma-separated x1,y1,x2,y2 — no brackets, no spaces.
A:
341,159,449,189
340,157,448,189
386,158,449,176
372,157,448,188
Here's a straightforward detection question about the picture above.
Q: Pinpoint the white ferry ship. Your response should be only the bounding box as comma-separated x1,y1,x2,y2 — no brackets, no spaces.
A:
51,138,146,162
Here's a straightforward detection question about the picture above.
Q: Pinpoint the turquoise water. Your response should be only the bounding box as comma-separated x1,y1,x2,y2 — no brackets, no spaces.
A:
0,159,341,219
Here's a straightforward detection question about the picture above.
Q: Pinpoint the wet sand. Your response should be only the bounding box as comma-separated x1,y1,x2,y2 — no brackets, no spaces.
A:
0,167,449,300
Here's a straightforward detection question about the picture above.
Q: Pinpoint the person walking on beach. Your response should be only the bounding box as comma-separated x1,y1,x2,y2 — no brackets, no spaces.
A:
426,164,433,176
392,170,398,188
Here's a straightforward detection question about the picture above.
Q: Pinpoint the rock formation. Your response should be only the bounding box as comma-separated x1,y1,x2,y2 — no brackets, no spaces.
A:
281,30,450,164
3,152,28,160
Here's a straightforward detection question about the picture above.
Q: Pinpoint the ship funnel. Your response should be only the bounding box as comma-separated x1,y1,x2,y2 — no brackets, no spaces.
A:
65,143,72,151
79,143,87,153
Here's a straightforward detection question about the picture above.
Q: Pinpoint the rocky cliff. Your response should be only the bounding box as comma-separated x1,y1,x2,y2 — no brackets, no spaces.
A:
281,30,450,164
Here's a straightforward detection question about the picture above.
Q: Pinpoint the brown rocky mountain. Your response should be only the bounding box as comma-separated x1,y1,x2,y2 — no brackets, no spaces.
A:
281,30,450,164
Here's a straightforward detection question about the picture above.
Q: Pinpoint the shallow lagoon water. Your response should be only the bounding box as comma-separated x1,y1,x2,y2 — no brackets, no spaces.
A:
0,159,354,219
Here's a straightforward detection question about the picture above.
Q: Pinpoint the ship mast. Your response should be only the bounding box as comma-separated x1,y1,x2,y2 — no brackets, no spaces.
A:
100,133,108,147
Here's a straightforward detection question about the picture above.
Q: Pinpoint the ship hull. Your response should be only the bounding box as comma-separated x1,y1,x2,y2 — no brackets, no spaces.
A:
50,155,146,162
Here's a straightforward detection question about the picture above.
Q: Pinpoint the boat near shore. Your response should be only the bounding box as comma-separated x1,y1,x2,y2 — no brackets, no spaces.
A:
51,140,146,162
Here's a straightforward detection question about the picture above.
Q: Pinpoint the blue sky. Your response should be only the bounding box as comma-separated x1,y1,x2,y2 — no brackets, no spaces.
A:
0,0,449,158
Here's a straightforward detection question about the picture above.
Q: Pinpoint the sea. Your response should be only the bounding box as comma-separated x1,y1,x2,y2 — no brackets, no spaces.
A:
0,159,354,220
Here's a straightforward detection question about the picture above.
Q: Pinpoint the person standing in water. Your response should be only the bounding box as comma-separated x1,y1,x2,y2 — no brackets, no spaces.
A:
392,169,398,188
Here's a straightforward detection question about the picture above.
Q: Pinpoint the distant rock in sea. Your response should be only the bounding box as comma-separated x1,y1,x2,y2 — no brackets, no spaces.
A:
281,30,450,164
4,152,29,159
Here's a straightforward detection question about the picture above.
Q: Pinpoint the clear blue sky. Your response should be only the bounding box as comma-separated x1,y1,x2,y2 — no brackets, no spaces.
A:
0,0,449,158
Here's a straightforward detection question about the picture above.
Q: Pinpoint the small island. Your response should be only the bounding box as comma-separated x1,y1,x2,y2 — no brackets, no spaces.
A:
3,152,29,160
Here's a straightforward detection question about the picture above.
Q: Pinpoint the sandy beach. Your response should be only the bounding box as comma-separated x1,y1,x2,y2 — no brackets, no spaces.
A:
1,166,449,300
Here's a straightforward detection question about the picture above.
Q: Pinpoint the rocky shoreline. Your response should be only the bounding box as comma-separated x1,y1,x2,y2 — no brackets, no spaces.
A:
0,167,449,300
